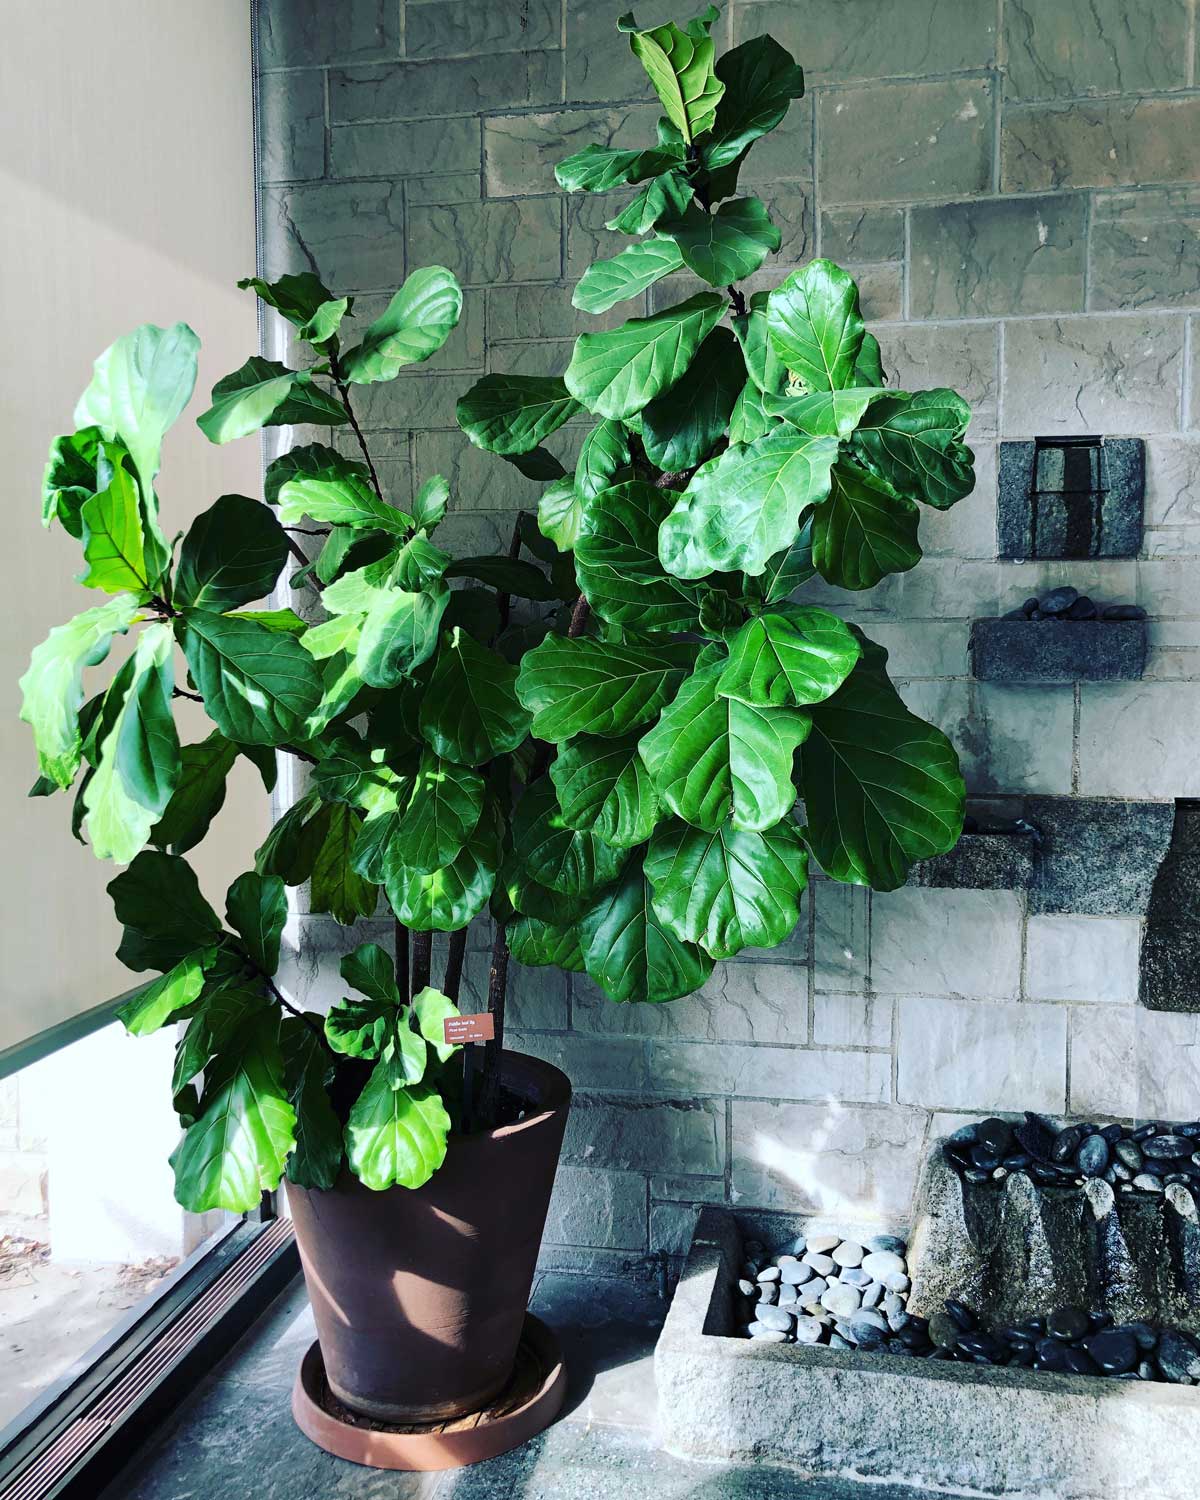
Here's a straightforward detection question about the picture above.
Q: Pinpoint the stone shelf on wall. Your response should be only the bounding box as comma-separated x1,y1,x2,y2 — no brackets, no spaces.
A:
970,616,1147,682
910,820,1041,891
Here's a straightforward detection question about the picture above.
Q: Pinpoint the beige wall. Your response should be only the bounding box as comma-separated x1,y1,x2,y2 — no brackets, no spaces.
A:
1,2,265,1052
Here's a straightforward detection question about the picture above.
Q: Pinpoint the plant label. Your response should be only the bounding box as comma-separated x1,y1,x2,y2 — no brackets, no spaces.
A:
444,1013,495,1046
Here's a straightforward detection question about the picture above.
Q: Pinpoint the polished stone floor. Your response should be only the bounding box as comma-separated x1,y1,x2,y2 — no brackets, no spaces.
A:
101,1270,939,1500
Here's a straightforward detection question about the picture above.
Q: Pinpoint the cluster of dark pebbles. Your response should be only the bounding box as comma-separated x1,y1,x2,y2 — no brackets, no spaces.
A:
1002,586,1145,622
943,1112,1200,1197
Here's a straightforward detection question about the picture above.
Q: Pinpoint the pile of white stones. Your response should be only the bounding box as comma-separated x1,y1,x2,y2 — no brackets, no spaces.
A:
740,1230,913,1351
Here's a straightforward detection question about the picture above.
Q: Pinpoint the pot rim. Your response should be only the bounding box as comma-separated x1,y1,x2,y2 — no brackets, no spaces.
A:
451,1049,571,1148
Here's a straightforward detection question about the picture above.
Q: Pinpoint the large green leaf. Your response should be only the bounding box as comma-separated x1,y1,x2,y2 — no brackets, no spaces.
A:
538,479,586,553
702,34,806,170
151,733,239,854
325,993,396,1060
855,331,886,387
177,609,324,746
732,292,787,395
810,461,921,591
19,593,140,788
576,482,708,631
413,986,463,1064
444,556,558,601
171,972,266,1100
345,1069,450,1191
645,816,809,960
661,197,780,286
565,294,725,421
175,495,288,611
555,142,683,193
759,517,816,601
384,805,501,932
573,237,684,315
456,375,581,456
356,581,449,690
280,1020,343,1190
108,850,222,973
393,750,484,874
580,857,713,1003
628,17,724,144
419,628,530,766
225,870,287,974
510,779,627,898
638,650,810,833
606,169,693,235
42,426,104,538
340,266,463,383
766,260,865,392
264,442,369,506
170,1014,296,1212
516,634,695,741
800,638,964,890
640,326,743,471
412,475,450,531
255,792,333,886
78,466,152,594
117,950,208,1036
340,942,402,1009
310,803,378,924
277,468,414,537
851,390,975,510
508,914,585,972
575,419,631,503
658,425,839,578
83,624,180,862
727,380,776,445
196,357,348,444
551,733,660,849
350,769,416,884
765,387,882,438
237,272,344,336
74,322,199,500
718,604,860,709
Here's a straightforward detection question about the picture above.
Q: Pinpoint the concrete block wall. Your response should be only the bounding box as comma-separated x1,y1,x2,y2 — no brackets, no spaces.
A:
256,0,1200,1269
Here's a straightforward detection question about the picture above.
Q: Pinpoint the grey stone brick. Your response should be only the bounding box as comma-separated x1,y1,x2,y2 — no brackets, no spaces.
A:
258,69,325,184
405,173,480,206
1142,435,1200,538
919,441,997,561
565,0,680,103
739,94,813,183
562,1095,724,1175
898,994,1067,1113
649,1201,700,1256
847,263,903,322
756,185,814,267
329,51,560,123
1070,1006,1200,1120
258,0,399,68
488,338,577,377
820,207,905,264
572,961,808,1045
261,181,404,289
876,321,999,438
564,191,630,279
910,828,1039,892
1001,314,1185,437
508,1032,649,1092
910,194,1086,319
485,103,658,197
871,887,1024,998
1090,190,1200,312
405,0,561,59
330,116,481,179
971,618,1147,683
737,0,996,82
651,1174,726,1205
645,1040,891,1104
543,1165,648,1250
488,282,635,340
865,621,971,678
1003,0,1191,102
1002,97,1200,193
819,79,993,205
730,1099,927,1217
1078,682,1200,798
1192,315,1200,429
1023,796,1176,916
811,882,868,992
352,373,464,430
1026,915,1141,1003
813,992,893,1049
415,427,574,512
459,950,570,1031
409,196,561,287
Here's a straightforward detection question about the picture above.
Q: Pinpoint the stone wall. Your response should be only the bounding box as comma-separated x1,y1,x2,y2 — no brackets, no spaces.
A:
257,0,1200,1271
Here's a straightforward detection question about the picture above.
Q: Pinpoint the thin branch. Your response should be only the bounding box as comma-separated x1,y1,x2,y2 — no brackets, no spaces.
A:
149,594,177,618
443,929,467,1002
478,920,509,1129
172,687,203,704
411,930,432,997
567,596,591,638
283,532,324,591
329,350,387,504
285,526,330,537
727,285,747,317
281,743,320,765
262,972,325,1041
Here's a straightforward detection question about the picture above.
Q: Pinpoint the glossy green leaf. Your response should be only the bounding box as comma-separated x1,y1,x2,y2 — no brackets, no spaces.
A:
766,260,865,392
225,870,287,974
78,466,152,594
175,494,288,610
574,419,631,503
764,387,882,438
551,733,660,849
510,779,627,897
278,468,413,535
538,478,587,553
325,994,395,1060
117,951,208,1037
508,915,585,972
237,272,340,331
345,1070,450,1191
385,804,501,932
851,389,974,510
74,322,199,500
606,169,693,235
340,942,402,1009
565,294,725,421
573,237,684,315
196,357,347,444
727,380,777,445
580,857,713,1003
264,443,368,506
628,18,724,144
702,34,806,170
516,634,696,741
42,426,103,538
413,986,462,1064
280,1020,343,1190
759,517,816,601
108,851,222,973
151,733,239,853
732,292,786,396
800,637,964,890
19,593,140,788
638,650,810,832
575,480,706,631
718,604,860,708
456,375,581,456
644,816,809,960
411,474,450,530
661,197,780,286
177,609,324,746
341,266,463,383
555,142,683,193
357,581,449,690
419,629,531,766
658,425,839,578
854,331,886,387
310,802,378,924
255,792,334,886
640,326,743,471
394,750,484,874
170,970,266,1099
810,461,921,591
444,556,557,601
170,1014,296,1213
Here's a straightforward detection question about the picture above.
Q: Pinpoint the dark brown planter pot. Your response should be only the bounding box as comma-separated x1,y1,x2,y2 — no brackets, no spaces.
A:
288,1051,570,1424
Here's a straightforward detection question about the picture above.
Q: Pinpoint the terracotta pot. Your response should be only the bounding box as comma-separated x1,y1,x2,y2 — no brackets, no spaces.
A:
287,1051,570,1423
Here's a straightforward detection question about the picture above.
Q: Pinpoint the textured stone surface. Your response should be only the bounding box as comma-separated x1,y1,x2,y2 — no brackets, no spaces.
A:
813,992,893,1049
872,888,1024,998
876,321,1000,437
812,883,868,992
1079,683,1200,797
896,994,1067,1111
330,52,560,122
902,678,1076,794
1091,190,1200,311
997,437,1145,560
543,1165,648,1250
1003,0,1191,100
258,0,400,68
261,181,404,288
820,206,905,264
1003,96,1200,192
407,196,562,285
405,0,561,59
574,959,808,1045
971,618,1148,682
1072,1006,1200,1118
646,1040,890,1105
1026,915,1141,1002
1140,802,1200,1013
1024,796,1176,915
910,829,1039,890
258,70,325,184
563,1095,724,1176
484,104,657,197
910,194,1086,319
331,115,481,178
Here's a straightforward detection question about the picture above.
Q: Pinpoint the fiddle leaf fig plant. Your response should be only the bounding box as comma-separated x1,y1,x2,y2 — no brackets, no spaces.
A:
21,5,972,1220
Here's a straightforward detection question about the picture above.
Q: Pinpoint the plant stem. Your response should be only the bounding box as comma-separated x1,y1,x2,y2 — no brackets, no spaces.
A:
394,917,410,1000
283,532,324,590
443,929,467,1002
172,687,203,704
727,285,747,317
567,596,591,638
478,921,509,1129
329,351,386,504
281,743,320,765
411,930,432,997
261,971,329,1050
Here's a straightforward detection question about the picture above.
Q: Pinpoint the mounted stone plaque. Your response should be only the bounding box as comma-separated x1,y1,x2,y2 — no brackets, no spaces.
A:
998,435,1144,559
